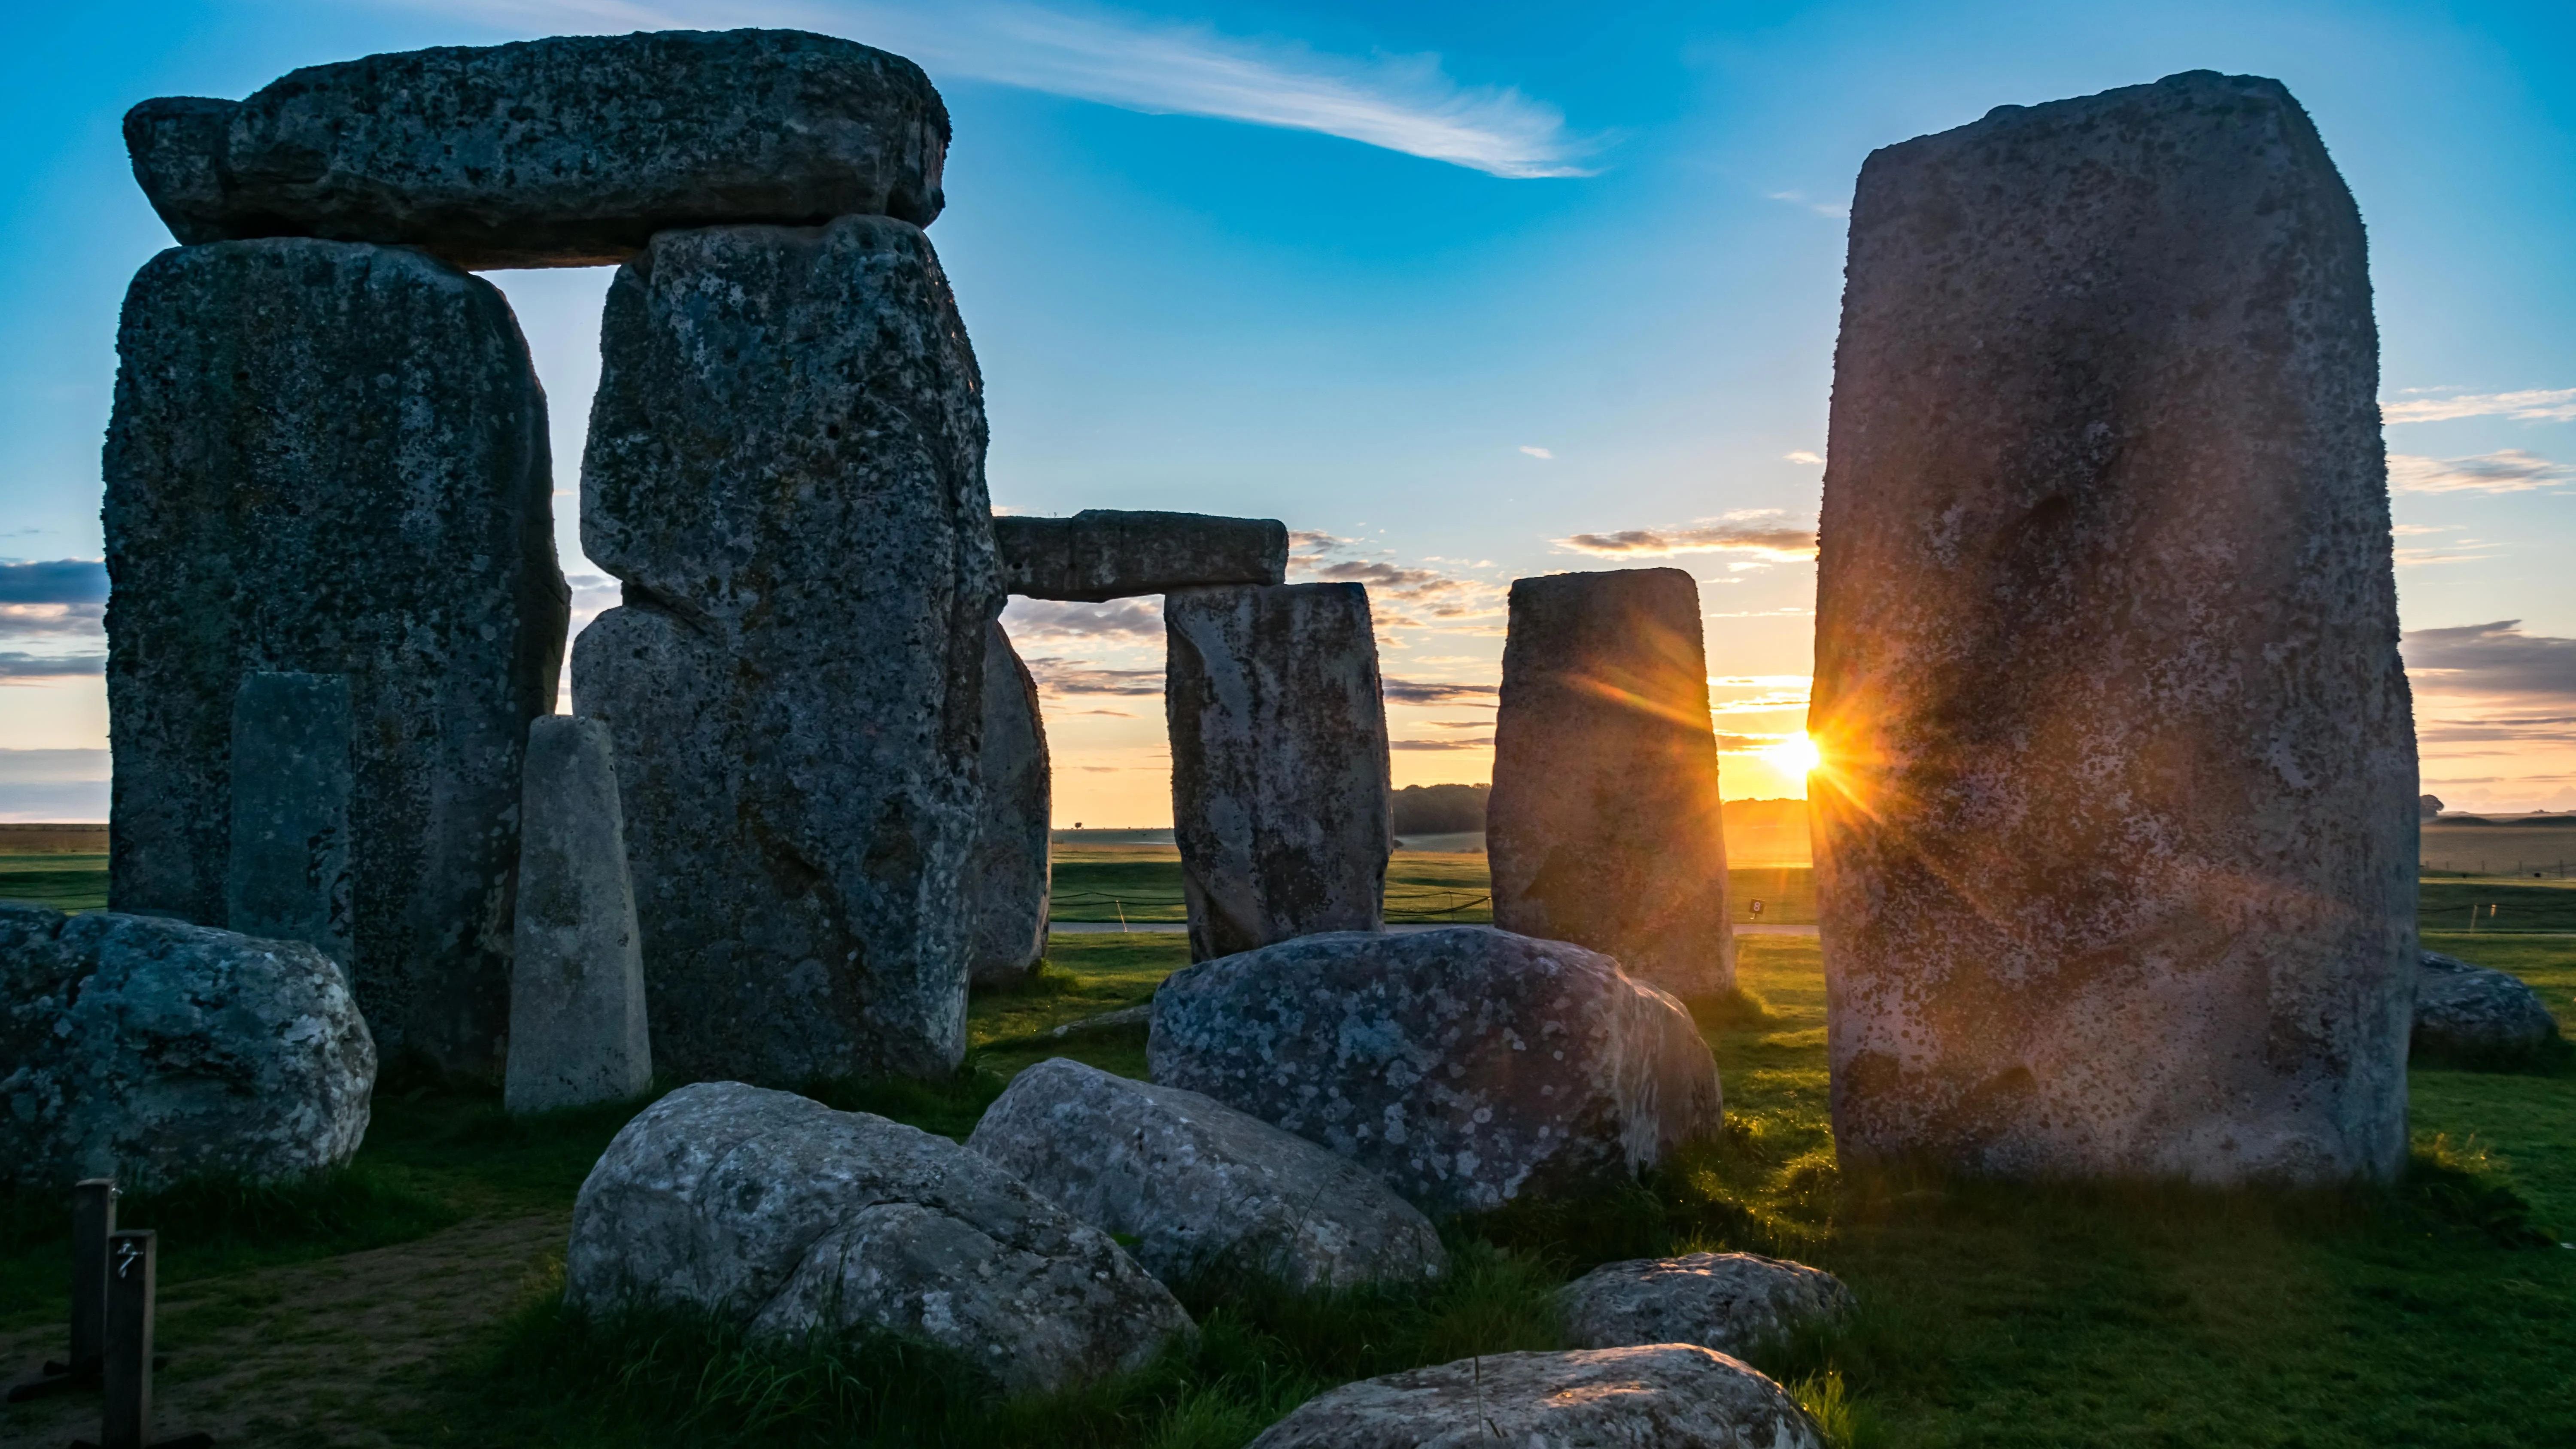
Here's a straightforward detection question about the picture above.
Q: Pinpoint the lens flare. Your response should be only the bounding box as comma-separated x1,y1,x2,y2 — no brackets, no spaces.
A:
1760,732,1822,777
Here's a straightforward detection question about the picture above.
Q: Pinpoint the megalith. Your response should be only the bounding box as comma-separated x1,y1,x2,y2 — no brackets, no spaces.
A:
104,237,567,1075
966,622,1051,987
997,510,1288,601
1810,71,2415,1184
505,716,651,1115
574,213,998,1085
125,29,948,270
1488,568,1735,998
225,671,355,967
1164,582,1391,961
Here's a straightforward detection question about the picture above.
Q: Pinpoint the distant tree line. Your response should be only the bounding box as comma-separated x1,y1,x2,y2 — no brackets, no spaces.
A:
1392,783,1489,835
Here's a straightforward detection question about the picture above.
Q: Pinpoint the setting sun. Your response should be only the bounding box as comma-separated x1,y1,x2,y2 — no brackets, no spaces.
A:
1759,732,1822,777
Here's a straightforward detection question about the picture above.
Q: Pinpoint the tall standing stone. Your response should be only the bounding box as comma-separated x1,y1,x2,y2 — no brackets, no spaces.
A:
1810,71,2415,1184
1488,568,1735,998
105,238,567,1075
966,622,1050,987
225,671,355,967
1165,582,1391,962
505,716,651,1115
574,213,998,1085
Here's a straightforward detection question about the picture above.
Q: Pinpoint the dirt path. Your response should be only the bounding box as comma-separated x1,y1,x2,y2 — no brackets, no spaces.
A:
0,1211,567,1449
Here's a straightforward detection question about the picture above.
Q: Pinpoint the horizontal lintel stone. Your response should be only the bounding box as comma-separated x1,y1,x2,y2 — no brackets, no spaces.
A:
996,510,1286,602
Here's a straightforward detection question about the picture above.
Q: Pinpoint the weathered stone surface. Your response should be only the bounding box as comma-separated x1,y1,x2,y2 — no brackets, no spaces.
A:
1165,583,1391,962
1246,1345,1823,1449
225,671,355,967
125,29,948,270
969,1057,1448,1289
1489,567,1735,999
573,215,998,1086
565,1082,1191,1393
505,717,651,1115
1149,927,1722,1216
997,510,1288,602
1810,71,2415,1184
1558,1252,1855,1355
105,238,568,1075
2414,951,2560,1059
1,905,376,1191
966,623,1050,988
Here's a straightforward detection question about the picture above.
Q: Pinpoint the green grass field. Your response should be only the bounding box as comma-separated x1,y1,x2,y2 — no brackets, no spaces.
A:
6,927,2572,1446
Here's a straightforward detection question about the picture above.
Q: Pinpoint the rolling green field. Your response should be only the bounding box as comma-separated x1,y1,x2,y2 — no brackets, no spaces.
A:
6,928,2572,1446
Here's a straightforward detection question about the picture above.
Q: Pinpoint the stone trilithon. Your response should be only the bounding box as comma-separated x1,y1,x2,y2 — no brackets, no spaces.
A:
1810,71,2417,1185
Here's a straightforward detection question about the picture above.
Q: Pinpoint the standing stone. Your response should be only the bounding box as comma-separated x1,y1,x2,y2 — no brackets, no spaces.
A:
1810,71,2415,1184
105,238,567,1076
505,717,650,1115
996,510,1288,601
125,29,949,270
1488,568,1735,998
225,671,355,968
1165,582,1391,962
966,622,1050,987
574,214,998,1086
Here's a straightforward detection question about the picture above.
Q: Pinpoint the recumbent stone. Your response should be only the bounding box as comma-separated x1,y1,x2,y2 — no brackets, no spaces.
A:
1810,71,2415,1184
125,29,948,270
574,213,999,1086
969,1057,1448,1289
1489,566,1736,999
565,1082,1191,1393
2413,951,2561,1060
1558,1251,1856,1355
1,905,377,1191
105,237,567,1075
1246,1345,1823,1449
1149,926,1723,1217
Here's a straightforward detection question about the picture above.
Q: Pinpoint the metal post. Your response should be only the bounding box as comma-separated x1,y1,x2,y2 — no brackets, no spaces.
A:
102,1229,154,1449
73,1179,117,1379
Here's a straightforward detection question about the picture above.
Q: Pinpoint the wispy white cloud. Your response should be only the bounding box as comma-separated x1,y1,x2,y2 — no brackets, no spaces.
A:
1764,189,1849,219
1783,450,1823,465
1555,510,1816,564
1002,596,1164,643
2388,450,2572,494
2382,388,2576,424
402,0,1594,178
1518,445,1554,459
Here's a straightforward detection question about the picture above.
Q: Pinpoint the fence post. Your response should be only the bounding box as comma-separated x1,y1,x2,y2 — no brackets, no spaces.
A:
102,1229,155,1449
73,1179,116,1380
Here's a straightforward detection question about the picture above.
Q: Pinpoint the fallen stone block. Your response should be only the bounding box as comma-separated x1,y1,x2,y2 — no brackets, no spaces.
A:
1245,1344,1823,1449
574,213,998,1085
1811,71,2415,1183
1558,1251,1854,1355
125,29,948,270
1,905,377,1191
2414,951,2561,1060
1489,567,1735,999
965,622,1050,988
1165,582,1390,961
565,1081,1191,1393
506,717,652,1115
225,671,355,967
105,237,567,1075
997,510,1287,601
1148,926,1722,1216
969,1057,1448,1289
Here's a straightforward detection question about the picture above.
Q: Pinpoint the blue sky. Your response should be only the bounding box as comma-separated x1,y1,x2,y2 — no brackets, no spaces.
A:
3,0,2571,823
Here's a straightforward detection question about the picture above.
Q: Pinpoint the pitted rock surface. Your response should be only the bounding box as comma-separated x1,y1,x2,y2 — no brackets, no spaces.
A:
105,237,566,1074
574,214,998,1085
1165,582,1391,962
1810,71,2415,1184
126,29,948,270
968,1057,1448,1289
997,510,1288,601
2414,951,2560,1058
1148,927,1722,1216
505,717,651,1115
965,622,1050,987
1244,1344,1824,1449
225,671,355,968
565,1082,1191,1393
0,905,377,1191
1558,1252,1855,1355
1489,567,1736,999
